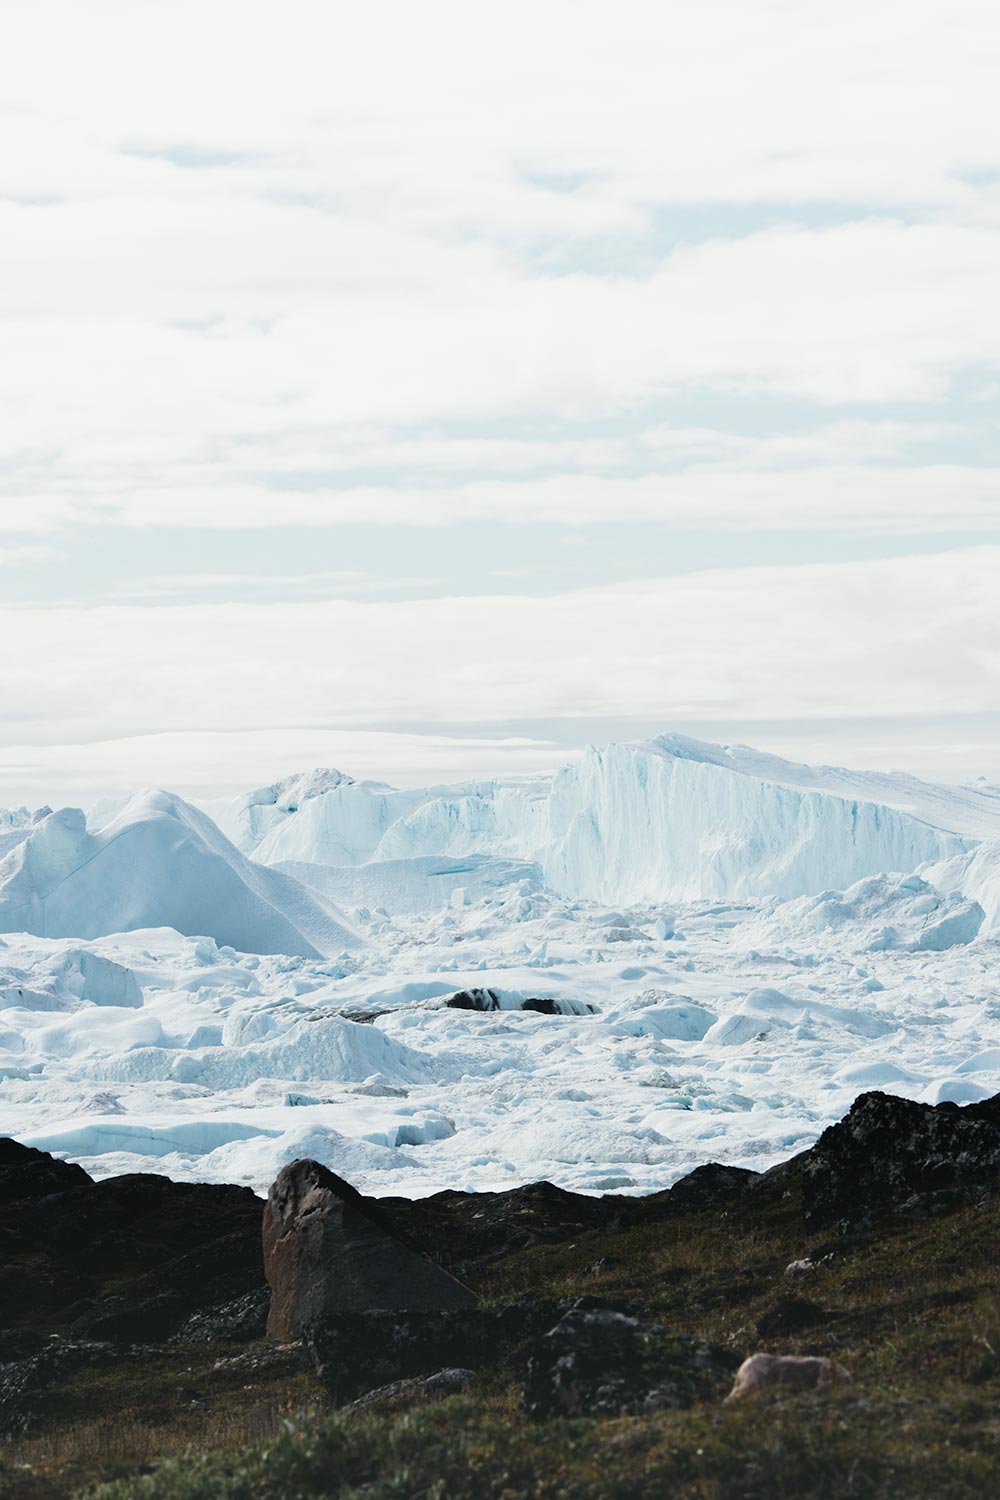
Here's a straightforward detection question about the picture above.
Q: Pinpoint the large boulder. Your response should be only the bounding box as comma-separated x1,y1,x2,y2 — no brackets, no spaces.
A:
522,1308,739,1420
263,1159,476,1340
802,1091,1000,1229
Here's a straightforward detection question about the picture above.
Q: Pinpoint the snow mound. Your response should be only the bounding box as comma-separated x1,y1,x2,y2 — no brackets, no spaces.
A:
922,841,1000,936
603,994,717,1041
744,874,985,953
0,791,362,958
703,986,891,1046
93,1013,433,1089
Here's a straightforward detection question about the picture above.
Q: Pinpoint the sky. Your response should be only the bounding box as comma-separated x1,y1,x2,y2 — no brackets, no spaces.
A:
2,0,1000,806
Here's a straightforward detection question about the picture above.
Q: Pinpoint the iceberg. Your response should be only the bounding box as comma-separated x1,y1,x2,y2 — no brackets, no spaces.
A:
0,790,362,957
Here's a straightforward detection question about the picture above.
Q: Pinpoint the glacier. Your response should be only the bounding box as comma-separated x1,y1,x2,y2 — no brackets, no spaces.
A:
217,733,999,903
2,731,1000,1199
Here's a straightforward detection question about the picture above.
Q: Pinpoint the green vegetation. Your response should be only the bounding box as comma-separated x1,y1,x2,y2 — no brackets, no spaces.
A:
6,1176,1000,1498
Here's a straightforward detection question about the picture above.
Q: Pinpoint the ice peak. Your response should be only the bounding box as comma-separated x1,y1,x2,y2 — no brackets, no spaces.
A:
249,768,356,812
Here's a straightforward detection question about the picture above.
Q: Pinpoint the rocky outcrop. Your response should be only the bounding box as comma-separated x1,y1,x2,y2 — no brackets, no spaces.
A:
443,988,596,1016
382,1179,619,1277
522,1308,738,1420
648,1162,760,1214
0,1150,266,1338
262,1159,477,1340
0,1137,91,1206
802,1091,1000,1229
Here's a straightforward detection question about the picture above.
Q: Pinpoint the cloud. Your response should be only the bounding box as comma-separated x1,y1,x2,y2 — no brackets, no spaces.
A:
0,729,571,803
5,463,999,536
0,545,55,564
113,571,443,600
2,550,996,769
1,3,1000,549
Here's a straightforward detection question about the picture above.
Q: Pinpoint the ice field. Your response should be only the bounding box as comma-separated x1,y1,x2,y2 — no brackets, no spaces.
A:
2,733,1000,1198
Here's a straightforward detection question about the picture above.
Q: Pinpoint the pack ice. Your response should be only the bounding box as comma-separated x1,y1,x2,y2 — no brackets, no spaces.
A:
2,733,1000,1199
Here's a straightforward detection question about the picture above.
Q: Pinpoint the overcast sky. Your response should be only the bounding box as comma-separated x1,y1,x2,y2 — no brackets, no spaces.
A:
3,0,1000,805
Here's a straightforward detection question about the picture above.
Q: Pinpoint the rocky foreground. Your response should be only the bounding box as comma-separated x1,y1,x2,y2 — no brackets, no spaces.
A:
4,1091,1000,1497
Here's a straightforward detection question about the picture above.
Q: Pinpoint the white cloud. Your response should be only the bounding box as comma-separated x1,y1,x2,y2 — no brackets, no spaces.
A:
1,2,999,803
0,729,572,803
0,545,55,564
1,3,1000,548
2,551,996,783
113,571,442,600
5,463,999,535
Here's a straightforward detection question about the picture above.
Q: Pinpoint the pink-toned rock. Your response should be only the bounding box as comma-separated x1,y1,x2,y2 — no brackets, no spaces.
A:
725,1352,852,1402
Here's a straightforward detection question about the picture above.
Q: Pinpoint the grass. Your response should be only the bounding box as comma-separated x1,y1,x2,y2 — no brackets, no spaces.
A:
7,1178,1000,1498
0,1344,322,1499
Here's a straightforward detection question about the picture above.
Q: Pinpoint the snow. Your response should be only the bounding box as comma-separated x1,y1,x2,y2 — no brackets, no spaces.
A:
2,733,1000,1199
921,841,1000,935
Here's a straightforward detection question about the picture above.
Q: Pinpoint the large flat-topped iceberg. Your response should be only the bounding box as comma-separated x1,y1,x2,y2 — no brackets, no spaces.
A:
541,738,989,902
217,734,1000,904
0,790,361,957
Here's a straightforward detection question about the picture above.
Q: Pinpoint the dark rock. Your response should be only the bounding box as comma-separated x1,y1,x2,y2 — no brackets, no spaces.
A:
69,1293,190,1344
306,1297,638,1403
443,989,595,1017
343,1367,474,1417
0,1330,47,1362
0,1164,265,1335
445,987,503,1011
172,1288,271,1344
659,1162,760,1213
381,1179,618,1277
522,1308,740,1420
0,1137,91,1207
802,1091,1000,1229
263,1159,477,1341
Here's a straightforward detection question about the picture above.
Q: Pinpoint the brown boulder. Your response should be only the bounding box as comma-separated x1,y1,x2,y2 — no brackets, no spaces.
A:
263,1159,477,1340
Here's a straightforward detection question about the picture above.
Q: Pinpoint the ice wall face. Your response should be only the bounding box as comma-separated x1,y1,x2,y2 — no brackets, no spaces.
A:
540,741,972,903
242,774,553,869
0,791,362,957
